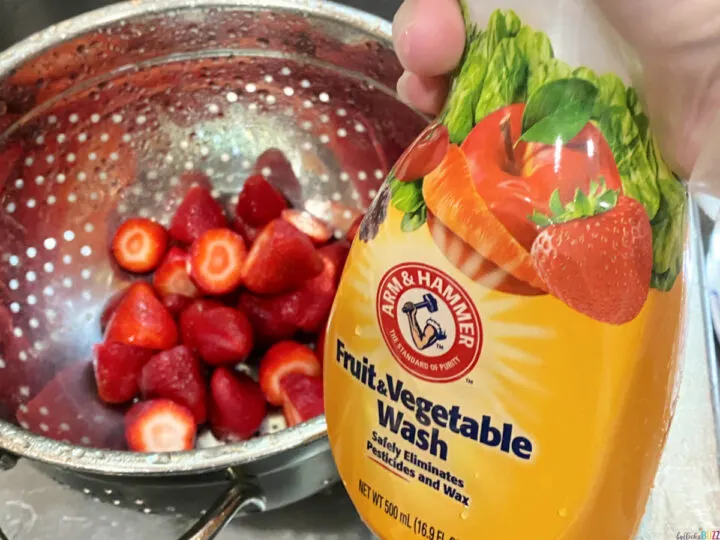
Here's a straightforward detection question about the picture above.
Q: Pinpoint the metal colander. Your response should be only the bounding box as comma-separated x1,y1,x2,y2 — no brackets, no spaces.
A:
0,1,426,536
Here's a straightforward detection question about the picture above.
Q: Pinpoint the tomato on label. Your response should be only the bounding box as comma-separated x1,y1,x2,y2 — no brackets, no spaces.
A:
394,123,450,182
461,103,622,251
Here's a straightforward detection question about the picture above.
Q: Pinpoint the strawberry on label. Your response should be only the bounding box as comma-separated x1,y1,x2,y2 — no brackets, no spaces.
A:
140,345,208,424
93,342,154,404
280,373,324,427
105,282,179,350
190,306,254,366
189,228,247,295
236,174,288,227
259,341,322,406
531,194,652,325
111,218,169,274
237,292,302,344
169,185,227,245
242,219,324,295
209,368,267,442
281,209,333,245
153,247,199,299
125,399,197,453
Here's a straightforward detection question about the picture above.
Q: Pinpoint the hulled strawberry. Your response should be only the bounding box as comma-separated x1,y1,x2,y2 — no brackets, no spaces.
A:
530,187,652,325
209,368,267,442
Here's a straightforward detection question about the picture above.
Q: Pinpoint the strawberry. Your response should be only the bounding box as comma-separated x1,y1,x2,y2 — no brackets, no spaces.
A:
280,373,324,427
162,293,194,316
346,214,364,243
530,194,652,325
209,368,267,442
100,289,128,334
237,292,301,344
242,219,324,294
294,242,350,333
253,148,303,207
169,185,227,245
258,341,321,406
139,345,208,424
153,247,199,298
236,174,288,227
232,214,262,246
93,342,154,404
125,399,197,452
105,282,178,349
111,218,169,273
190,306,254,365
281,209,333,245
16,362,126,448
189,228,247,295
179,299,224,349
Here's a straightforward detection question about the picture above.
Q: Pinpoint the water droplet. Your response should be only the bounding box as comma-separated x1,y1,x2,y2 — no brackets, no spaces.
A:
558,508,568,518
354,325,362,336
460,509,469,520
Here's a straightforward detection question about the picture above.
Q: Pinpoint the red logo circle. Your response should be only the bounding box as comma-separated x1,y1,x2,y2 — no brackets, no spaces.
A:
376,262,483,383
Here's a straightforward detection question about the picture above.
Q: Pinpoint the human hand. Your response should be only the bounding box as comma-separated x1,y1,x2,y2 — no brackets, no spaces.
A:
392,0,720,177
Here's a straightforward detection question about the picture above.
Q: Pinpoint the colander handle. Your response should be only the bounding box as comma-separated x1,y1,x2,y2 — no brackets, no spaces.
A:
178,482,266,540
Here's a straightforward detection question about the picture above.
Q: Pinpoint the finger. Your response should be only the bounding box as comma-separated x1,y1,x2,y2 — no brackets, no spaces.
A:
393,0,465,77
397,71,449,116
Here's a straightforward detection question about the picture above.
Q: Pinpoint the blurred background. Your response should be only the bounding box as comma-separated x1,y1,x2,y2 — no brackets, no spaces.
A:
0,0,402,50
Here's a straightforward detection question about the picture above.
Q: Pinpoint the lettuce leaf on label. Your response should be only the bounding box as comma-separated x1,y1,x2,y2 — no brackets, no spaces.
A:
443,9,522,143
572,66,600,88
390,178,424,214
475,39,529,119
593,73,627,118
514,25,554,102
650,178,687,291
527,58,572,97
595,106,661,219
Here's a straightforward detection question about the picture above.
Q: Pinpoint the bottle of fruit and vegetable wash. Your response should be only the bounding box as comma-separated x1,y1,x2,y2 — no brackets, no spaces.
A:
324,1,688,539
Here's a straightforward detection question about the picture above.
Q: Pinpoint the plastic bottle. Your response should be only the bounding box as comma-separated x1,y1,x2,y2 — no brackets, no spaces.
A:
323,1,688,538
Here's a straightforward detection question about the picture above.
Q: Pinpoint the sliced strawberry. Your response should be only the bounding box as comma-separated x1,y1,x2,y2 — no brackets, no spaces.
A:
242,219,324,294
316,326,328,367
294,242,350,333
153,247,199,298
232,215,262,247
111,218,169,273
125,399,196,452
259,341,321,406
179,299,224,349
280,373,324,427
281,209,333,245
140,345,208,424
162,293,194,316
209,368,267,442
105,282,178,349
237,292,301,344
236,174,288,227
189,228,247,295
254,148,303,207
190,306,254,365
346,214,364,243
93,342,154,404
169,185,227,245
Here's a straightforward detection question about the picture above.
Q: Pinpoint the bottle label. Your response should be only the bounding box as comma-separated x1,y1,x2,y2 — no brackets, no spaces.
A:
325,7,687,539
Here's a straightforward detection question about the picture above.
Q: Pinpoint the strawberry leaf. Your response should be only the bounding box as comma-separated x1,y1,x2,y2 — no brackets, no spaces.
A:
529,182,620,226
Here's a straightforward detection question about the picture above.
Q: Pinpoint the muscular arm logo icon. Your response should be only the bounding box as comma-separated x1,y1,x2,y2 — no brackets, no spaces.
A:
402,293,448,351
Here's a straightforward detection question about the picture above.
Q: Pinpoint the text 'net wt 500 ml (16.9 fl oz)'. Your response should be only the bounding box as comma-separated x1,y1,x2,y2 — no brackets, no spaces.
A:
323,1,688,539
